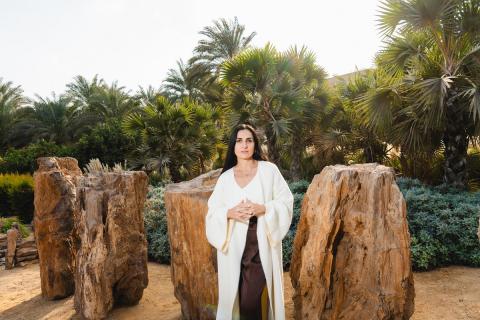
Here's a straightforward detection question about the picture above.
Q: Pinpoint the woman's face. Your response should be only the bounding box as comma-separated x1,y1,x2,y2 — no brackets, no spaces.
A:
234,129,255,160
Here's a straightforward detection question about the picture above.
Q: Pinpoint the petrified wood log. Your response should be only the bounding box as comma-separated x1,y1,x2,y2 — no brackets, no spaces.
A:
73,171,149,320
33,157,81,299
164,169,221,320
291,164,415,320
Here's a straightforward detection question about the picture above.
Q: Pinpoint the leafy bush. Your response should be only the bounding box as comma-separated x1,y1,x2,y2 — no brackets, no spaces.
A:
281,177,480,272
398,177,480,271
74,120,135,168
0,217,30,237
144,186,170,264
0,174,34,223
282,180,309,270
0,140,74,174
143,176,480,272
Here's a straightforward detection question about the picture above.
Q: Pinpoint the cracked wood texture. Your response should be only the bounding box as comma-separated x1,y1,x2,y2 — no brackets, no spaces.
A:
74,171,149,320
33,157,81,299
164,169,221,320
291,164,415,320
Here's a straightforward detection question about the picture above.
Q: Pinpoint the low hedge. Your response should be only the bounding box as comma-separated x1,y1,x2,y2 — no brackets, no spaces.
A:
143,177,480,272
397,178,480,271
0,140,74,174
0,174,34,223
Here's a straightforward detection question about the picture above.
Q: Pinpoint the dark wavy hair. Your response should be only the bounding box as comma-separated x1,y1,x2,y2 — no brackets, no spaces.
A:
221,124,266,174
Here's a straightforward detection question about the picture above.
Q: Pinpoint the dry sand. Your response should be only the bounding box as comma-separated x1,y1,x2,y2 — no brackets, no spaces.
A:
0,262,479,320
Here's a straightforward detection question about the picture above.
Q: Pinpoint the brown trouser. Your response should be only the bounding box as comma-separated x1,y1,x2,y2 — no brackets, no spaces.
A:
239,217,269,320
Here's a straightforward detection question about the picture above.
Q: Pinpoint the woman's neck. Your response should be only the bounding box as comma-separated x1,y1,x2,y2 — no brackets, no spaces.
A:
236,158,257,171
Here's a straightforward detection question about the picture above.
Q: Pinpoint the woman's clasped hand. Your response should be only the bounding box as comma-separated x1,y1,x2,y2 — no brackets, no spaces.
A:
227,199,266,223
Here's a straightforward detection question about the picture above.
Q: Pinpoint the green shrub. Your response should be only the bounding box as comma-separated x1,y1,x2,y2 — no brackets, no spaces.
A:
0,174,34,223
282,180,309,270
0,217,30,237
144,176,480,272
398,177,480,271
0,140,74,174
281,177,480,272
144,186,170,264
74,120,136,168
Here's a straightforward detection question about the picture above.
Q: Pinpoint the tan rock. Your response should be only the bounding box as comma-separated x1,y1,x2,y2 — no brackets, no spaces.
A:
74,171,149,320
33,157,81,299
16,246,38,257
5,228,19,269
290,164,415,320
16,253,39,262
164,169,221,320
0,233,6,247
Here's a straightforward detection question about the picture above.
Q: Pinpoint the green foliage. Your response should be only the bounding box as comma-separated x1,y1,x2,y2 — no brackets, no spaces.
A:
123,96,224,182
282,180,309,270
281,177,480,272
0,140,74,174
74,120,135,168
144,186,170,264
0,78,27,153
0,217,30,237
398,177,480,271
0,174,34,223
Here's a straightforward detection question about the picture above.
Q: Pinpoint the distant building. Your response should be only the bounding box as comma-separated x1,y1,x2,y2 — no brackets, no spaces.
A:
326,69,372,87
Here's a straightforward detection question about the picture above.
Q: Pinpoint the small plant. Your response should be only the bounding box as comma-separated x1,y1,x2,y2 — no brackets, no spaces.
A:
0,217,30,237
83,158,126,174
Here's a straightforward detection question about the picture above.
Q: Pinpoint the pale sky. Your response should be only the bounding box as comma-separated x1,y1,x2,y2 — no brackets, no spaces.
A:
0,0,384,98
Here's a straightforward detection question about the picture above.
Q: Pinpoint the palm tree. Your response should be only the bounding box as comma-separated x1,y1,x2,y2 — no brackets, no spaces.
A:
367,0,480,188
284,46,329,180
122,96,223,182
191,17,256,73
67,76,138,123
220,44,304,166
9,94,85,146
0,79,26,152
162,59,219,103
65,75,105,110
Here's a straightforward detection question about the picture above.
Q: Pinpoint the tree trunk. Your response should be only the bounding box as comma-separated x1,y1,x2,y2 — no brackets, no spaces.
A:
169,165,183,183
443,92,468,189
290,134,303,181
265,126,280,166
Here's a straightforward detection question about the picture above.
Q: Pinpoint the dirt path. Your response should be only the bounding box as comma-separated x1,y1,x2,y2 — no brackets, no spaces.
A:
0,263,478,320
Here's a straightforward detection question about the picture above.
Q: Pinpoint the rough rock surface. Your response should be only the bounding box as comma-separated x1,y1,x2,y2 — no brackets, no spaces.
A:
291,163,415,320
33,157,81,299
73,171,149,320
164,169,221,320
5,228,19,269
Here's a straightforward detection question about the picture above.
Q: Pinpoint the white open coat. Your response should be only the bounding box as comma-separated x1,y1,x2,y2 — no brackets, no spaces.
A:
206,161,294,320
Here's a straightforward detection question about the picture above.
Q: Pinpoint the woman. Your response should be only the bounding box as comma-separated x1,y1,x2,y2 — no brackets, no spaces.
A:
206,124,294,320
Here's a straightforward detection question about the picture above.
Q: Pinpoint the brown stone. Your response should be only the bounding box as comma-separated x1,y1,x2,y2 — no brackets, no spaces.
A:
16,246,38,257
33,157,81,299
5,228,19,269
73,171,149,320
291,164,415,320
164,169,221,320
0,233,6,247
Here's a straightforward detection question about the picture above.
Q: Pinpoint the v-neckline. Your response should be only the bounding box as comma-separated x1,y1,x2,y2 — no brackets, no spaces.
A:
233,161,260,190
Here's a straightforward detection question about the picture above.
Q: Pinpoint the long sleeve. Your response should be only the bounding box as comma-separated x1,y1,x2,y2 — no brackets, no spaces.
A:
205,175,231,252
263,164,294,248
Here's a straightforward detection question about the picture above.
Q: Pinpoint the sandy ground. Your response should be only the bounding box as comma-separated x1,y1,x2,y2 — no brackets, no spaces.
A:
0,263,479,320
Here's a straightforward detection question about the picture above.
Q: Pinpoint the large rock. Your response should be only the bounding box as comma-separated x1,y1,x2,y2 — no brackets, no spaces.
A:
73,171,149,320
164,169,221,320
33,157,81,299
291,164,415,320
5,228,19,269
